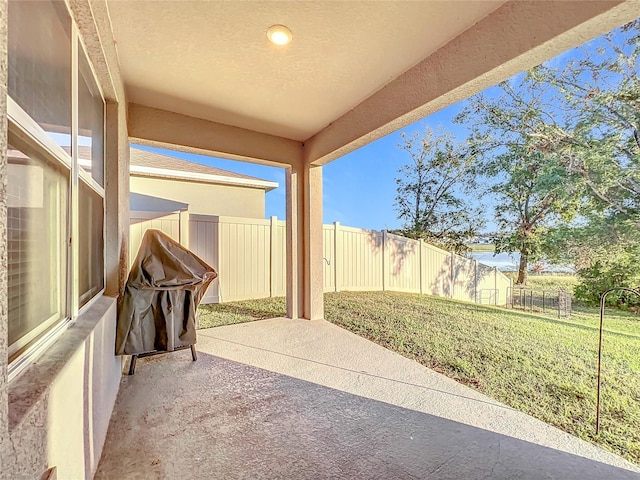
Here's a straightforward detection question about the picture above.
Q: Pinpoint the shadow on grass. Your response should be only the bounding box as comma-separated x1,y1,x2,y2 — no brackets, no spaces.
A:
198,299,286,328
199,292,640,340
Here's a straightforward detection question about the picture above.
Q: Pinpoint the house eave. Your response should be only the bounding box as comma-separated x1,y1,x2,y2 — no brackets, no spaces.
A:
129,164,279,192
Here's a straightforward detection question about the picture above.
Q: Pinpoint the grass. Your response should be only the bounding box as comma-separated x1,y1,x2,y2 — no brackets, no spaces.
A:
198,291,640,465
526,274,579,291
466,243,496,252
507,273,579,292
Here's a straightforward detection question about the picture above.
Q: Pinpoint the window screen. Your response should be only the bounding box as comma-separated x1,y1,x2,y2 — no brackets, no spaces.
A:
7,140,69,358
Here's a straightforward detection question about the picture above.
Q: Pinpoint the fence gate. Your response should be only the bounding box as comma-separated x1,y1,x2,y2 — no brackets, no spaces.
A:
509,286,572,318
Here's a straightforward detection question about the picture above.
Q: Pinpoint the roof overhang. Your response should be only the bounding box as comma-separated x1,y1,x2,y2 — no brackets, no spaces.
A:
130,164,279,192
81,0,639,168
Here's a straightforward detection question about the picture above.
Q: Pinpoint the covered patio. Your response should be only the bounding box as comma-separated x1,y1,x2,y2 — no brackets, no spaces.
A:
96,319,639,479
2,1,640,478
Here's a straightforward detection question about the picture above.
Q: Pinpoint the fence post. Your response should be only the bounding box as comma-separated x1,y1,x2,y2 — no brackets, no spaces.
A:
179,209,190,248
382,230,387,292
474,260,478,304
494,266,498,306
334,221,340,292
213,216,222,303
450,251,455,299
419,239,424,294
270,216,277,297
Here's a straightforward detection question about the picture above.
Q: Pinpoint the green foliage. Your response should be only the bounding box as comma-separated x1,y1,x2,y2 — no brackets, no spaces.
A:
394,127,482,254
539,20,640,218
574,243,640,308
457,76,583,283
458,19,640,294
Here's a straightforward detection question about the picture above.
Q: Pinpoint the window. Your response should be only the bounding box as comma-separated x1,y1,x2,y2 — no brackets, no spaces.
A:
8,0,72,148
7,139,69,359
78,40,105,187
7,0,106,364
79,182,105,307
78,42,106,307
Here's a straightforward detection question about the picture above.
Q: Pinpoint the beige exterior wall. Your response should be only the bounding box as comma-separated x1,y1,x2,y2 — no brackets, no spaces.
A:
2,298,122,479
0,0,9,456
1,1,128,477
130,175,266,218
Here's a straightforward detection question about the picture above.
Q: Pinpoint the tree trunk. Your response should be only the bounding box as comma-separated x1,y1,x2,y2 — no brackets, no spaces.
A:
517,252,528,285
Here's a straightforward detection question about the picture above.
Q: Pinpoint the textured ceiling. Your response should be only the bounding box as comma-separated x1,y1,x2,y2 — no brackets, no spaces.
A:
107,1,504,141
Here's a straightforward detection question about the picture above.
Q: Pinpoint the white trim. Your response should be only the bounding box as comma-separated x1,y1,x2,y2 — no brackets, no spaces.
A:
79,166,106,196
70,23,80,318
130,164,279,191
7,97,73,170
8,291,104,383
8,312,64,360
8,316,73,383
78,289,105,316
130,210,183,219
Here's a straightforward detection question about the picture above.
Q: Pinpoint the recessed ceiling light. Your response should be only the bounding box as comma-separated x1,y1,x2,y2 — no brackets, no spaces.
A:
267,25,292,46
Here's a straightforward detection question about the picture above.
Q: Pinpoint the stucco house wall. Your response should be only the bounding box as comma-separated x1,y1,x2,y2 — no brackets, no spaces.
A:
131,175,266,218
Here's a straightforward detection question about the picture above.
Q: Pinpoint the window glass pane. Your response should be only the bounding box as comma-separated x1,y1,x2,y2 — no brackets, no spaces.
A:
8,0,72,148
7,140,69,358
79,182,105,307
78,43,105,186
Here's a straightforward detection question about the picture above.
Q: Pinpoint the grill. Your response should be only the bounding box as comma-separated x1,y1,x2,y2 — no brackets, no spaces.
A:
116,229,217,374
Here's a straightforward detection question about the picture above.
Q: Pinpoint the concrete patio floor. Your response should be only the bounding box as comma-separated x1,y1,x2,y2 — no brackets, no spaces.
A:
95,318,640,479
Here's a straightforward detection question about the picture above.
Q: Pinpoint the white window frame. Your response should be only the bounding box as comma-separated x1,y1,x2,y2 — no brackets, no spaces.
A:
7,5,107,381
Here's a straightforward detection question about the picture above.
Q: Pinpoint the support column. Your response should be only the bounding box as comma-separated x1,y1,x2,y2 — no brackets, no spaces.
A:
104,101,130,298
286,163,324,320
0,0,9,450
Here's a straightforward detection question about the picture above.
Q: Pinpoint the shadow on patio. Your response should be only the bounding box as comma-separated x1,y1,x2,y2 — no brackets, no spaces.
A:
95,319,640,479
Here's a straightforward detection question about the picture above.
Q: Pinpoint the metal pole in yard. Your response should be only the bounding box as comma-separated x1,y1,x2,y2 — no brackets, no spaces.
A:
542,290,545,313
530,290,533,312
596,287,640,434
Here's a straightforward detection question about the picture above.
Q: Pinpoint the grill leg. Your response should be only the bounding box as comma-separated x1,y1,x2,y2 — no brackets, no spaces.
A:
190,345,197,361
128,355,137,375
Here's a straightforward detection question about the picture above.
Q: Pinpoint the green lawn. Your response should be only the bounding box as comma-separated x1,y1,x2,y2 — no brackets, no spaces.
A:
198,291,640,465
466,243,496,252
508,273,579,292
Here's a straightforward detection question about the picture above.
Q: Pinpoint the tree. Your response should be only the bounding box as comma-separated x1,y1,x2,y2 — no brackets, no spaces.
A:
394,127,481,253
571,220,640,307
458,20,640,289
528,21,640,299
457,77,582,284
534,20,640,220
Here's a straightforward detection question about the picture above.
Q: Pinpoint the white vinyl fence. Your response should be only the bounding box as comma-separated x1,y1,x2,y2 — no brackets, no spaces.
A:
130,213,512,306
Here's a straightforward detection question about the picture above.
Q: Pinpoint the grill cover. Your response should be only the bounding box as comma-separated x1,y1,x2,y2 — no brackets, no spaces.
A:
116,229,217,355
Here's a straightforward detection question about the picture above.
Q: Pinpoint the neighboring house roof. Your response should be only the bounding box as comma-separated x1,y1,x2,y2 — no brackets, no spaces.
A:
77,146,278,191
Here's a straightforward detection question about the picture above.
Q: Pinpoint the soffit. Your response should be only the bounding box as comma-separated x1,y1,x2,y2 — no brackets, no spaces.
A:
107,1,504,141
